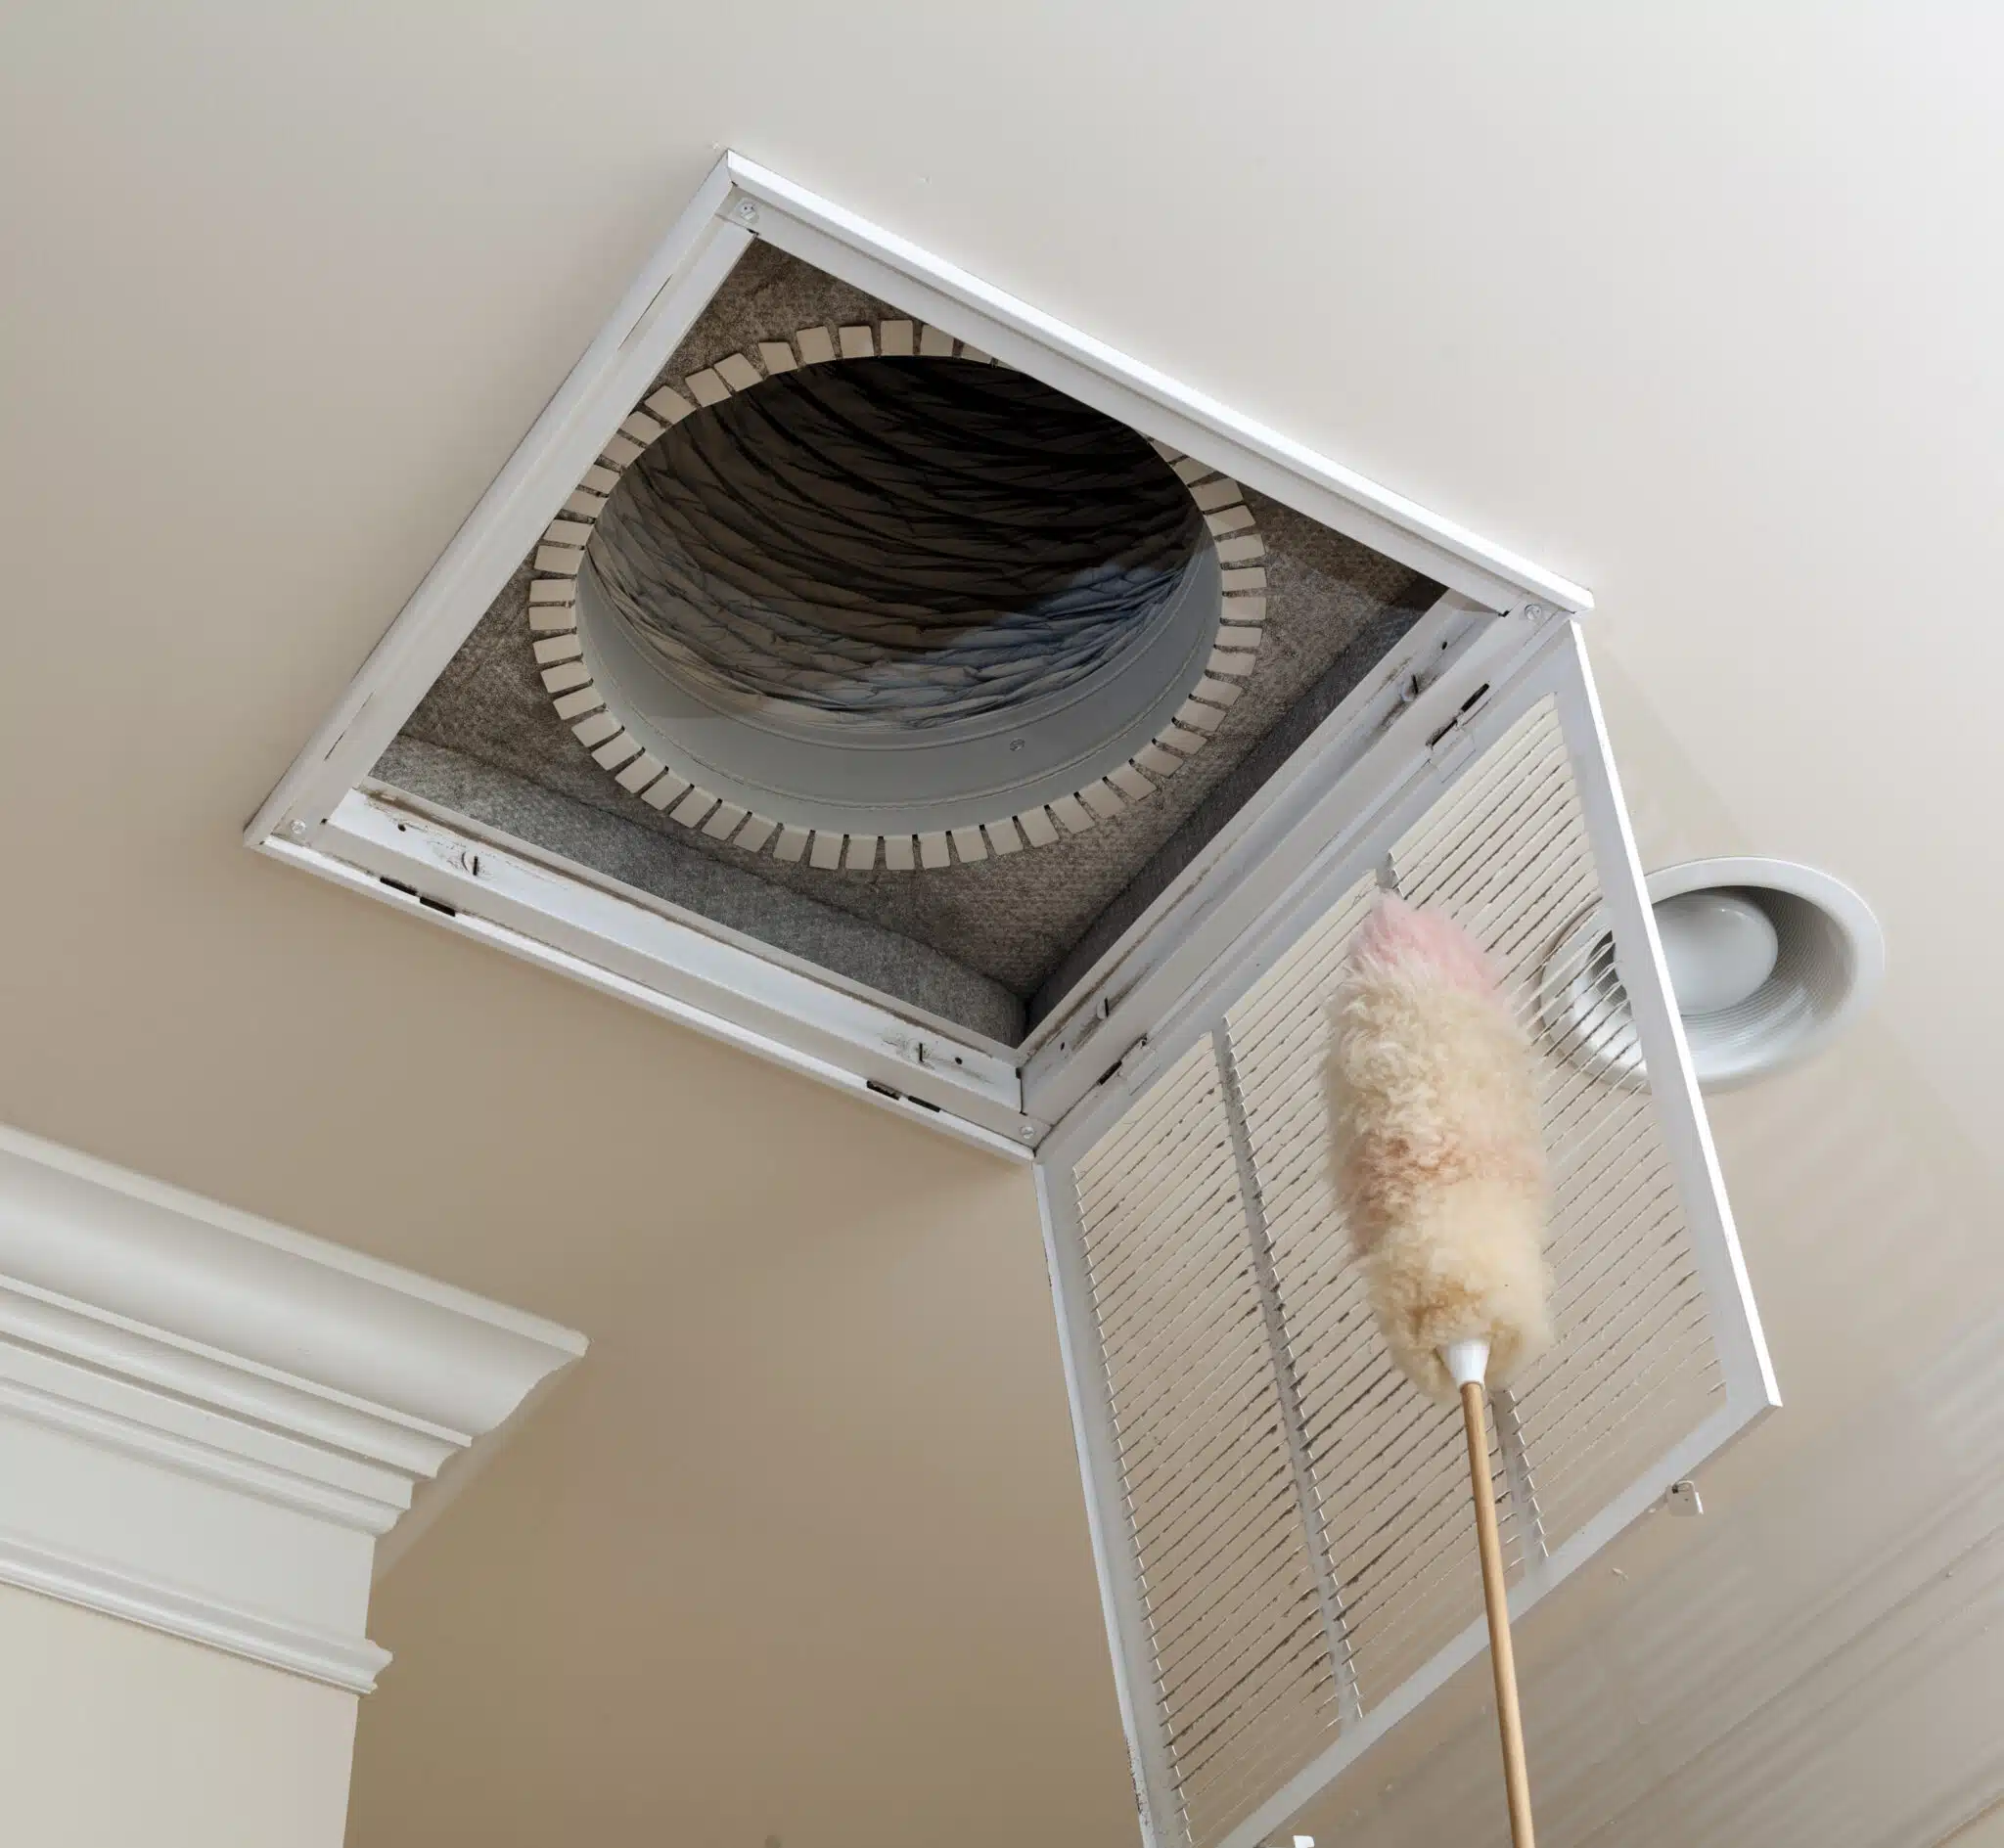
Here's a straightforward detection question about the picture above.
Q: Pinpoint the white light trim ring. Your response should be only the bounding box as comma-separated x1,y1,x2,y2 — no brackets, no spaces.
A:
525,320,1266,872
1540,857,1884,1091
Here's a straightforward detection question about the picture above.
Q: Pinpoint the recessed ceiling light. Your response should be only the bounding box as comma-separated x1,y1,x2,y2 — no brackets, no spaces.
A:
1540,858,1884,1090
1652,889,1780,1015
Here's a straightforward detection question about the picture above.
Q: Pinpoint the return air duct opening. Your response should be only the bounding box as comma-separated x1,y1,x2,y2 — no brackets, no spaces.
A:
576,352,1223,843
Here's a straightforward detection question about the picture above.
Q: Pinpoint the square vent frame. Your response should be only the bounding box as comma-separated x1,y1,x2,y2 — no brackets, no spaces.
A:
248,152,1593,1157
250,156,1778,1848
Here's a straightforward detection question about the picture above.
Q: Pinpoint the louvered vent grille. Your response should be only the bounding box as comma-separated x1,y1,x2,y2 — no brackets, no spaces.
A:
1056,681,1760,1848
1075,1042,1341,1845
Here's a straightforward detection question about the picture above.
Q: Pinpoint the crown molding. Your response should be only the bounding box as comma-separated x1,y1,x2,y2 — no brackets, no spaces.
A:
0,1123,586,1690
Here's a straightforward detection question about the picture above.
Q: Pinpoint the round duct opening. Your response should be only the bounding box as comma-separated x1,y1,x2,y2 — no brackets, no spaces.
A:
569,342,1232,847
1539,859,1884,1090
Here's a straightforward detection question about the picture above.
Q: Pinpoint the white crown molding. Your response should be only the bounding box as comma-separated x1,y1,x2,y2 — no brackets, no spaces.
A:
0,1123,586,1691
0,1528,393,1690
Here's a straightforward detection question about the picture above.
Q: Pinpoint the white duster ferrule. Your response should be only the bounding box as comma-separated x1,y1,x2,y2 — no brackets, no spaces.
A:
1442,1337,1491,1389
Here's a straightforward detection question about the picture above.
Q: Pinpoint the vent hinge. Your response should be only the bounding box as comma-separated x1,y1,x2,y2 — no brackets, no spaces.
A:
1424,679,1494,769
1097,1034,1152,1091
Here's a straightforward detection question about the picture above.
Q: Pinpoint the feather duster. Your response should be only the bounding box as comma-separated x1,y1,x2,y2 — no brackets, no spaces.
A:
1328,894,1553,1401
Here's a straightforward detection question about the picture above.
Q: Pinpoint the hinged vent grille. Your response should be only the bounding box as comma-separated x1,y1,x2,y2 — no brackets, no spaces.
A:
1039,636,1774,1848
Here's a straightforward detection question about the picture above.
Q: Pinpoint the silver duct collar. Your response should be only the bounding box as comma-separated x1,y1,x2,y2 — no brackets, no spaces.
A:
526,319,1269,870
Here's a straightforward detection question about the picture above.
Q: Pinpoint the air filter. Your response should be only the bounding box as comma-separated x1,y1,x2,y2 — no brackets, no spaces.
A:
1033,625,1776,1848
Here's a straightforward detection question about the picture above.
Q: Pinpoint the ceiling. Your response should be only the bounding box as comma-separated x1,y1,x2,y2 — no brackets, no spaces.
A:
2,6,2001,1847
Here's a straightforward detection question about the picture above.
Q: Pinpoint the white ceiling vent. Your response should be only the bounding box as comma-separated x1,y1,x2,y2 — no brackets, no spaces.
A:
250,156,1786,1840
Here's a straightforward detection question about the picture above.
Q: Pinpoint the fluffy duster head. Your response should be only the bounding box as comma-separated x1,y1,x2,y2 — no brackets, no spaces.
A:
1328,895,1553,1401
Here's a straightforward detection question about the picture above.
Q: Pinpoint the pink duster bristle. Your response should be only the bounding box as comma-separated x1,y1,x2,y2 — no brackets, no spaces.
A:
1349,892,1501,996
1328,895,1554,1402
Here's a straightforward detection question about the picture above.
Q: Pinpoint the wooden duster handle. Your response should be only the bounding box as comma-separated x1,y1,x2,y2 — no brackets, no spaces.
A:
1460,1380,1536,1848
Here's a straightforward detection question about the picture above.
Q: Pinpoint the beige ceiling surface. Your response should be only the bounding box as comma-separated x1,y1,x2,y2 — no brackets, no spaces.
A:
3,5,2003,1847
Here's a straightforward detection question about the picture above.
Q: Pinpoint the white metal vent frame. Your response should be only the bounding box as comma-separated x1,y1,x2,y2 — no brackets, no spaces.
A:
229,146,1780,1845
1032,620,1778,1848
247,151,1592,1152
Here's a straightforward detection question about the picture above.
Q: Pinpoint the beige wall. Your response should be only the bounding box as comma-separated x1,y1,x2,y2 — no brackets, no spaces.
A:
342,1098,1131,1848
0,1584,358,1847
